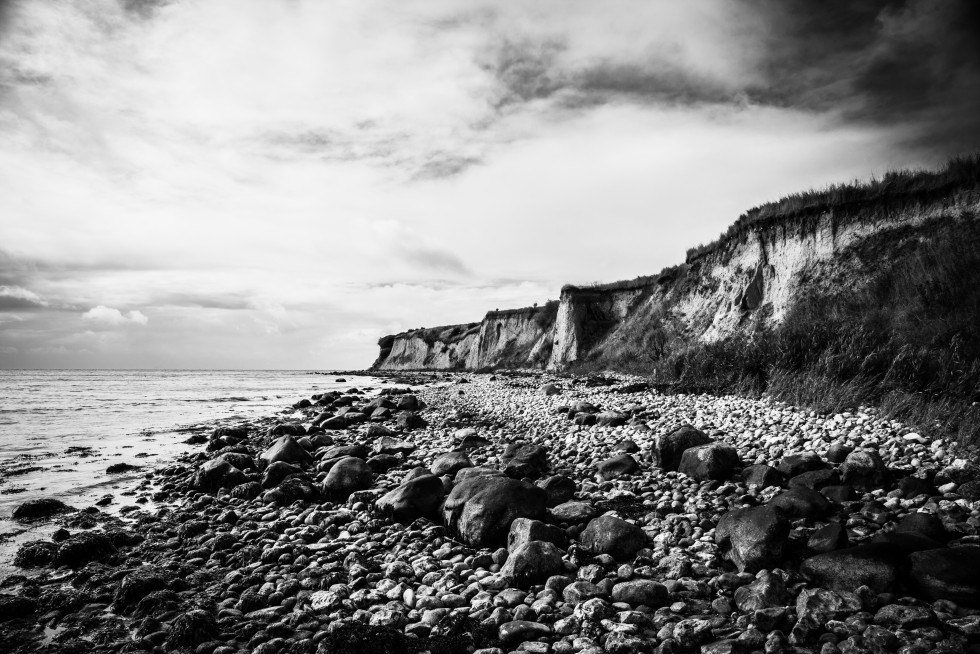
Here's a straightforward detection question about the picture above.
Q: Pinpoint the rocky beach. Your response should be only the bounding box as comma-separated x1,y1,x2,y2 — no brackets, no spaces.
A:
2,371,979,654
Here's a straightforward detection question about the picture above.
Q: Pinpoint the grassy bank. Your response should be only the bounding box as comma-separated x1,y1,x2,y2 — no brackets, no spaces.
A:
571,208,980,452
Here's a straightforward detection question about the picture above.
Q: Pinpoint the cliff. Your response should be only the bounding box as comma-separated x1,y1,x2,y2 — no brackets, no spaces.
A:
373,157,980,374
372,302,558,370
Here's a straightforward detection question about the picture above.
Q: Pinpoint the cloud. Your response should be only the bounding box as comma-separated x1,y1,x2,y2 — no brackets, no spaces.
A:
82,305,149,326
0,285,47,310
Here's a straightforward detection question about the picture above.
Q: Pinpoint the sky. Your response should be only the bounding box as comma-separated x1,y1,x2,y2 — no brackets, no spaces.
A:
1,0,978,369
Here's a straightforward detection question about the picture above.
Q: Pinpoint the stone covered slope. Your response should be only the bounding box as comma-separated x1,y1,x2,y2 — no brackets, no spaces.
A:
5,373,980,653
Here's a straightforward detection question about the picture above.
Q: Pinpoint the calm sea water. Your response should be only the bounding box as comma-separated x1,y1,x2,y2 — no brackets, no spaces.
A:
0,369,378,528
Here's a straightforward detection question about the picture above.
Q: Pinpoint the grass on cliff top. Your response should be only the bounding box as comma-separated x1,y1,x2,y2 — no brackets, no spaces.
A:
686,153,980,262
572,213,980,452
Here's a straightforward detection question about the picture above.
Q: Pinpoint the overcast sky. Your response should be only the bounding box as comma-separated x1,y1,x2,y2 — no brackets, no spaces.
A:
1,0,978,369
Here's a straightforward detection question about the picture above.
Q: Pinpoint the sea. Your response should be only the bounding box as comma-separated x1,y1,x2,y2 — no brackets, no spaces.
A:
0,369,381,575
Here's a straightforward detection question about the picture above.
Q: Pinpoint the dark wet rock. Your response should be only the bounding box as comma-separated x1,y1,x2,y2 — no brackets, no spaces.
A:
895,512,949,543
678,442,740,481
395,411,426,430
572,413,597,426
14,540,58,568
874,604,939,629
374,435,415,455
376,474,445,522
113,567,171,614
596,453,640,481
508,517,569,551
367,453,401,473
570,400,599,414
550,501,596,523
499,620,552,644
262,461,303,488
796,587,853,629
264,475,318,503
742,464,784,489
320,416,348,430
789,468,840,490
596,410,628,427
454,428,492,450
454,466,504,481
579,515,646,560
776,452,825,477
500,540,565,588
320,443,371,460
563,581,602,606
540,383,560,396
430,451,472,477
807,522,849,553
841,450,891,491
908,545,980,606
211,425,248,441
192,458,248,492
260,435,313,467
38,587,91,613
215,451,256,471
652,425,711,471
230,481,262,499
166,609,218,649
106,462,139,474
898,475,938,498
767,486,833,520
396,395,421,411
538,474,577,506
12,498,74,519
801,543,902,594
500,443,550,479
610,579,668,607
613,439,640,453
442,476,547,548
820,484,855,503
826,442,853,464
733,571,791,612
322,457,373,498
0,593,36,621
268,422,306,437
715,506,790,573
54,531,117,568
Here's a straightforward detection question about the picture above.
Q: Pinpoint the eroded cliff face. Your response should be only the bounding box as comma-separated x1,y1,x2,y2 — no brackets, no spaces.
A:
372,304,557,370
373,189,980,371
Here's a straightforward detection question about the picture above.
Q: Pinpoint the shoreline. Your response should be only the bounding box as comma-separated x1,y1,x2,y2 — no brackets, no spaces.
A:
1,371,979,654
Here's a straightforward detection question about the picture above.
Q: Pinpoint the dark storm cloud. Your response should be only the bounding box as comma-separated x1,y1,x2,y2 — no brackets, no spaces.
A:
479,1,980,157
744,0,980,154
0,292,46,311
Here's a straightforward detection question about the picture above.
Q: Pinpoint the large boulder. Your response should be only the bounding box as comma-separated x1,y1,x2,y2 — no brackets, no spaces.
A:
113,567,171,614
192,458,248,493
322,457,373,498
262,461,303,488
767,486,833,521
579,515,646,560
610,580,668,608
395,411,426,430
53,532,117,568
801,544,902,594
742,464,784,489
652,425,711,471
908,545,980,606
508,517,569,551
430,451,472,477
733,571,791,612
0,594,36,621
776,452,825,477
596,453,640,481
12,498,75,520
14,540,58,568
374,435,415,456
596,411,628,428
678,442,740,481
260,435,313,467
537,475,577,506
540,383,560,396
375,474,445,523
500,443,550,479
841,450,891,491
500,540,565,588
442,476,547,548
715,506,790,573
